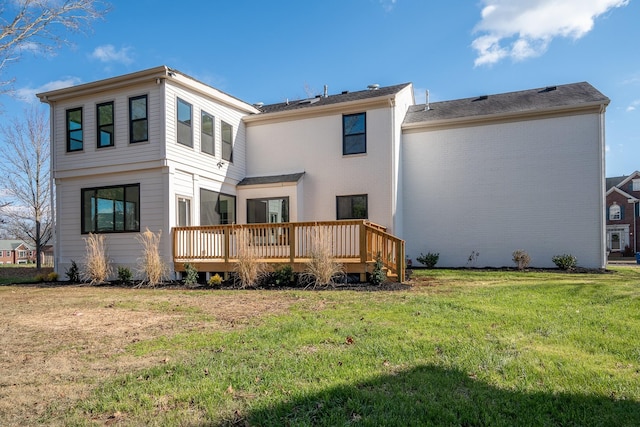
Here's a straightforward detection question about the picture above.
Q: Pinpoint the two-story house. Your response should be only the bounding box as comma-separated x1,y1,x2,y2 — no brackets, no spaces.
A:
0,240,35,264
37,66,609,278
605,171,640,255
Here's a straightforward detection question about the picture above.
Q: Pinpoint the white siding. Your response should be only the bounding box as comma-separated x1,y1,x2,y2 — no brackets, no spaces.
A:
55,169,170,278
164,82,249,186
402,113,605,268
51,82,163,175
246,106,396,231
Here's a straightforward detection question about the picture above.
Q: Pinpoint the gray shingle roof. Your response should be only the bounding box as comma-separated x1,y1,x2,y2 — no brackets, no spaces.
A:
607,175,628,191
404,82,609,125
258,83,412,114
238,172,305,186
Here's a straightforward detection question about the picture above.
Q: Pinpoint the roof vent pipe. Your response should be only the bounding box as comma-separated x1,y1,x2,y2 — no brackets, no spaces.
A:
425,90,430,111
323,85,328,98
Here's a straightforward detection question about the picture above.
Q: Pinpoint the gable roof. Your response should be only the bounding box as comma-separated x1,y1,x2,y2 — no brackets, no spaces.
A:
257,83,412,115
403,82,609,127
0,240,31,251
606,186,635,199
607,175,628,190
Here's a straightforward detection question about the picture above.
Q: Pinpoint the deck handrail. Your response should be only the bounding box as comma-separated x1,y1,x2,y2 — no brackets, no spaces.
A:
172,220,404,280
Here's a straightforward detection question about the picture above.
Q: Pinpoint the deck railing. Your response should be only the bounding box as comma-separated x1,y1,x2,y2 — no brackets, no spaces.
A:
172,220,405,281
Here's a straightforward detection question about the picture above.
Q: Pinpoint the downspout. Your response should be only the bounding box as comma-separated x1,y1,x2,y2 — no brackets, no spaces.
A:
599,103,607,269
388,97,396,235
46,99,58,275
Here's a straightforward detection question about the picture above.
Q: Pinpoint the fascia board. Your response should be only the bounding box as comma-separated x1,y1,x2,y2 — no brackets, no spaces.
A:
243,96,395,126
402,102,609,133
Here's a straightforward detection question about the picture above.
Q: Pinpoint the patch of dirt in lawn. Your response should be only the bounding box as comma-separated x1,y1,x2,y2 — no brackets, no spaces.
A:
0,285,296,426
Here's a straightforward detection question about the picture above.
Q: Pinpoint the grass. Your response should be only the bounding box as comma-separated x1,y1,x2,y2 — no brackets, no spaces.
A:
4,267,640,425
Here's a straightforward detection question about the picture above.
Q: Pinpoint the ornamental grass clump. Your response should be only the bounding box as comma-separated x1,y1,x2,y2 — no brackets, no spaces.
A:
512,249,531,270
135,228,168,287
233,227,266,288
82,233,112,285
302,227,343,289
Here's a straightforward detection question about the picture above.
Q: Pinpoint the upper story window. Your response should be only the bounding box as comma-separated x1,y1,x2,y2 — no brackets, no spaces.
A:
221,121,233,162
337,194,368,220
343,112,366,155
633,179,640,192
177,98,193,147
609,203,622,221
201,111,215,156
66,107,83,152
81,184,140,233
129,95,148,143
97,101,114,148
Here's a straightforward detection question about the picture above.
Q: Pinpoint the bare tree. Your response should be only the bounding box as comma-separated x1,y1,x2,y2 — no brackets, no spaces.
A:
0,107,51,268
0,0,109,91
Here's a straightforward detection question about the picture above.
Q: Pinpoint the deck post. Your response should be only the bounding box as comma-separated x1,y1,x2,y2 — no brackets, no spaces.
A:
224,227,230,280
360,221,368,282
289,223,296,265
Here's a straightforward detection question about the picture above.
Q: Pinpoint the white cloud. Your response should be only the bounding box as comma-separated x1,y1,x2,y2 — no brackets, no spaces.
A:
13,77,82,103
90,44,133,64
472,0,629,66
627,100,640,112
380,0,397,12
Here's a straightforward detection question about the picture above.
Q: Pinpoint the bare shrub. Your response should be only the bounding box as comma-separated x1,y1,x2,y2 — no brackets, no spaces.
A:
135,228,168,287
82,233,112,284
301,227,343,289
233,227,266,288
512,249,531,270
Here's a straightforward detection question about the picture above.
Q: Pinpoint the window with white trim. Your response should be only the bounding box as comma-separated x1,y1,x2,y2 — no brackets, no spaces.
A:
609,203,621,221
177,98,193,147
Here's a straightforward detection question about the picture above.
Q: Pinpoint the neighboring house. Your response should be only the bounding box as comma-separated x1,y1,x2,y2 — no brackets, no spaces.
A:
0,240,36,264
37,66,609,277
605,171,640,255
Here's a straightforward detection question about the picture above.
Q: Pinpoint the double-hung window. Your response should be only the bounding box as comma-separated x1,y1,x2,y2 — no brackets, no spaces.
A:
201,111,215,155
66,107,83,152
343,112,366,155
177,98,193,147
336,194,368,220
97,101,114,148
609,204,622,221
200,189,235,225
221,121,233,162
129,95,148,143
81,184,140,233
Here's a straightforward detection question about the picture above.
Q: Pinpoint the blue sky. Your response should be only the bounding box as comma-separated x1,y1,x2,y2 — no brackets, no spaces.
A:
2,0,638,177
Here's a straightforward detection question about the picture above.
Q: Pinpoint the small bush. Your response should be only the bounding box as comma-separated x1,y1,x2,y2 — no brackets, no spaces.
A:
34,273,46,282
183,263,199,287
512,250,531,270
136,228,168,287
117,266,133,284
207,273,223,287
416,252,439,268
83,233,112,285
273,264,294,286
369,253,387,285
46,272,58,282
65,260,80,283
552,254,577,271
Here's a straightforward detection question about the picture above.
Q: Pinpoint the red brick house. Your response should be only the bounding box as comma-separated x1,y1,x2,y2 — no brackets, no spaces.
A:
606,171,640,256
0,240,35,264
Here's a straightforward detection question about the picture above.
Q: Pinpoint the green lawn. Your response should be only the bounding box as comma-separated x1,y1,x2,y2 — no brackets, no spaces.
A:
51,268,640,425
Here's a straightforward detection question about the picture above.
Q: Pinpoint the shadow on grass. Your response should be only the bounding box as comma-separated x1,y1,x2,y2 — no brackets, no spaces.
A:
233,365,639,426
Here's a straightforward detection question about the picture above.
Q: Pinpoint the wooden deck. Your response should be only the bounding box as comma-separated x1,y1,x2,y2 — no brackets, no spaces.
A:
172,220,405,282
